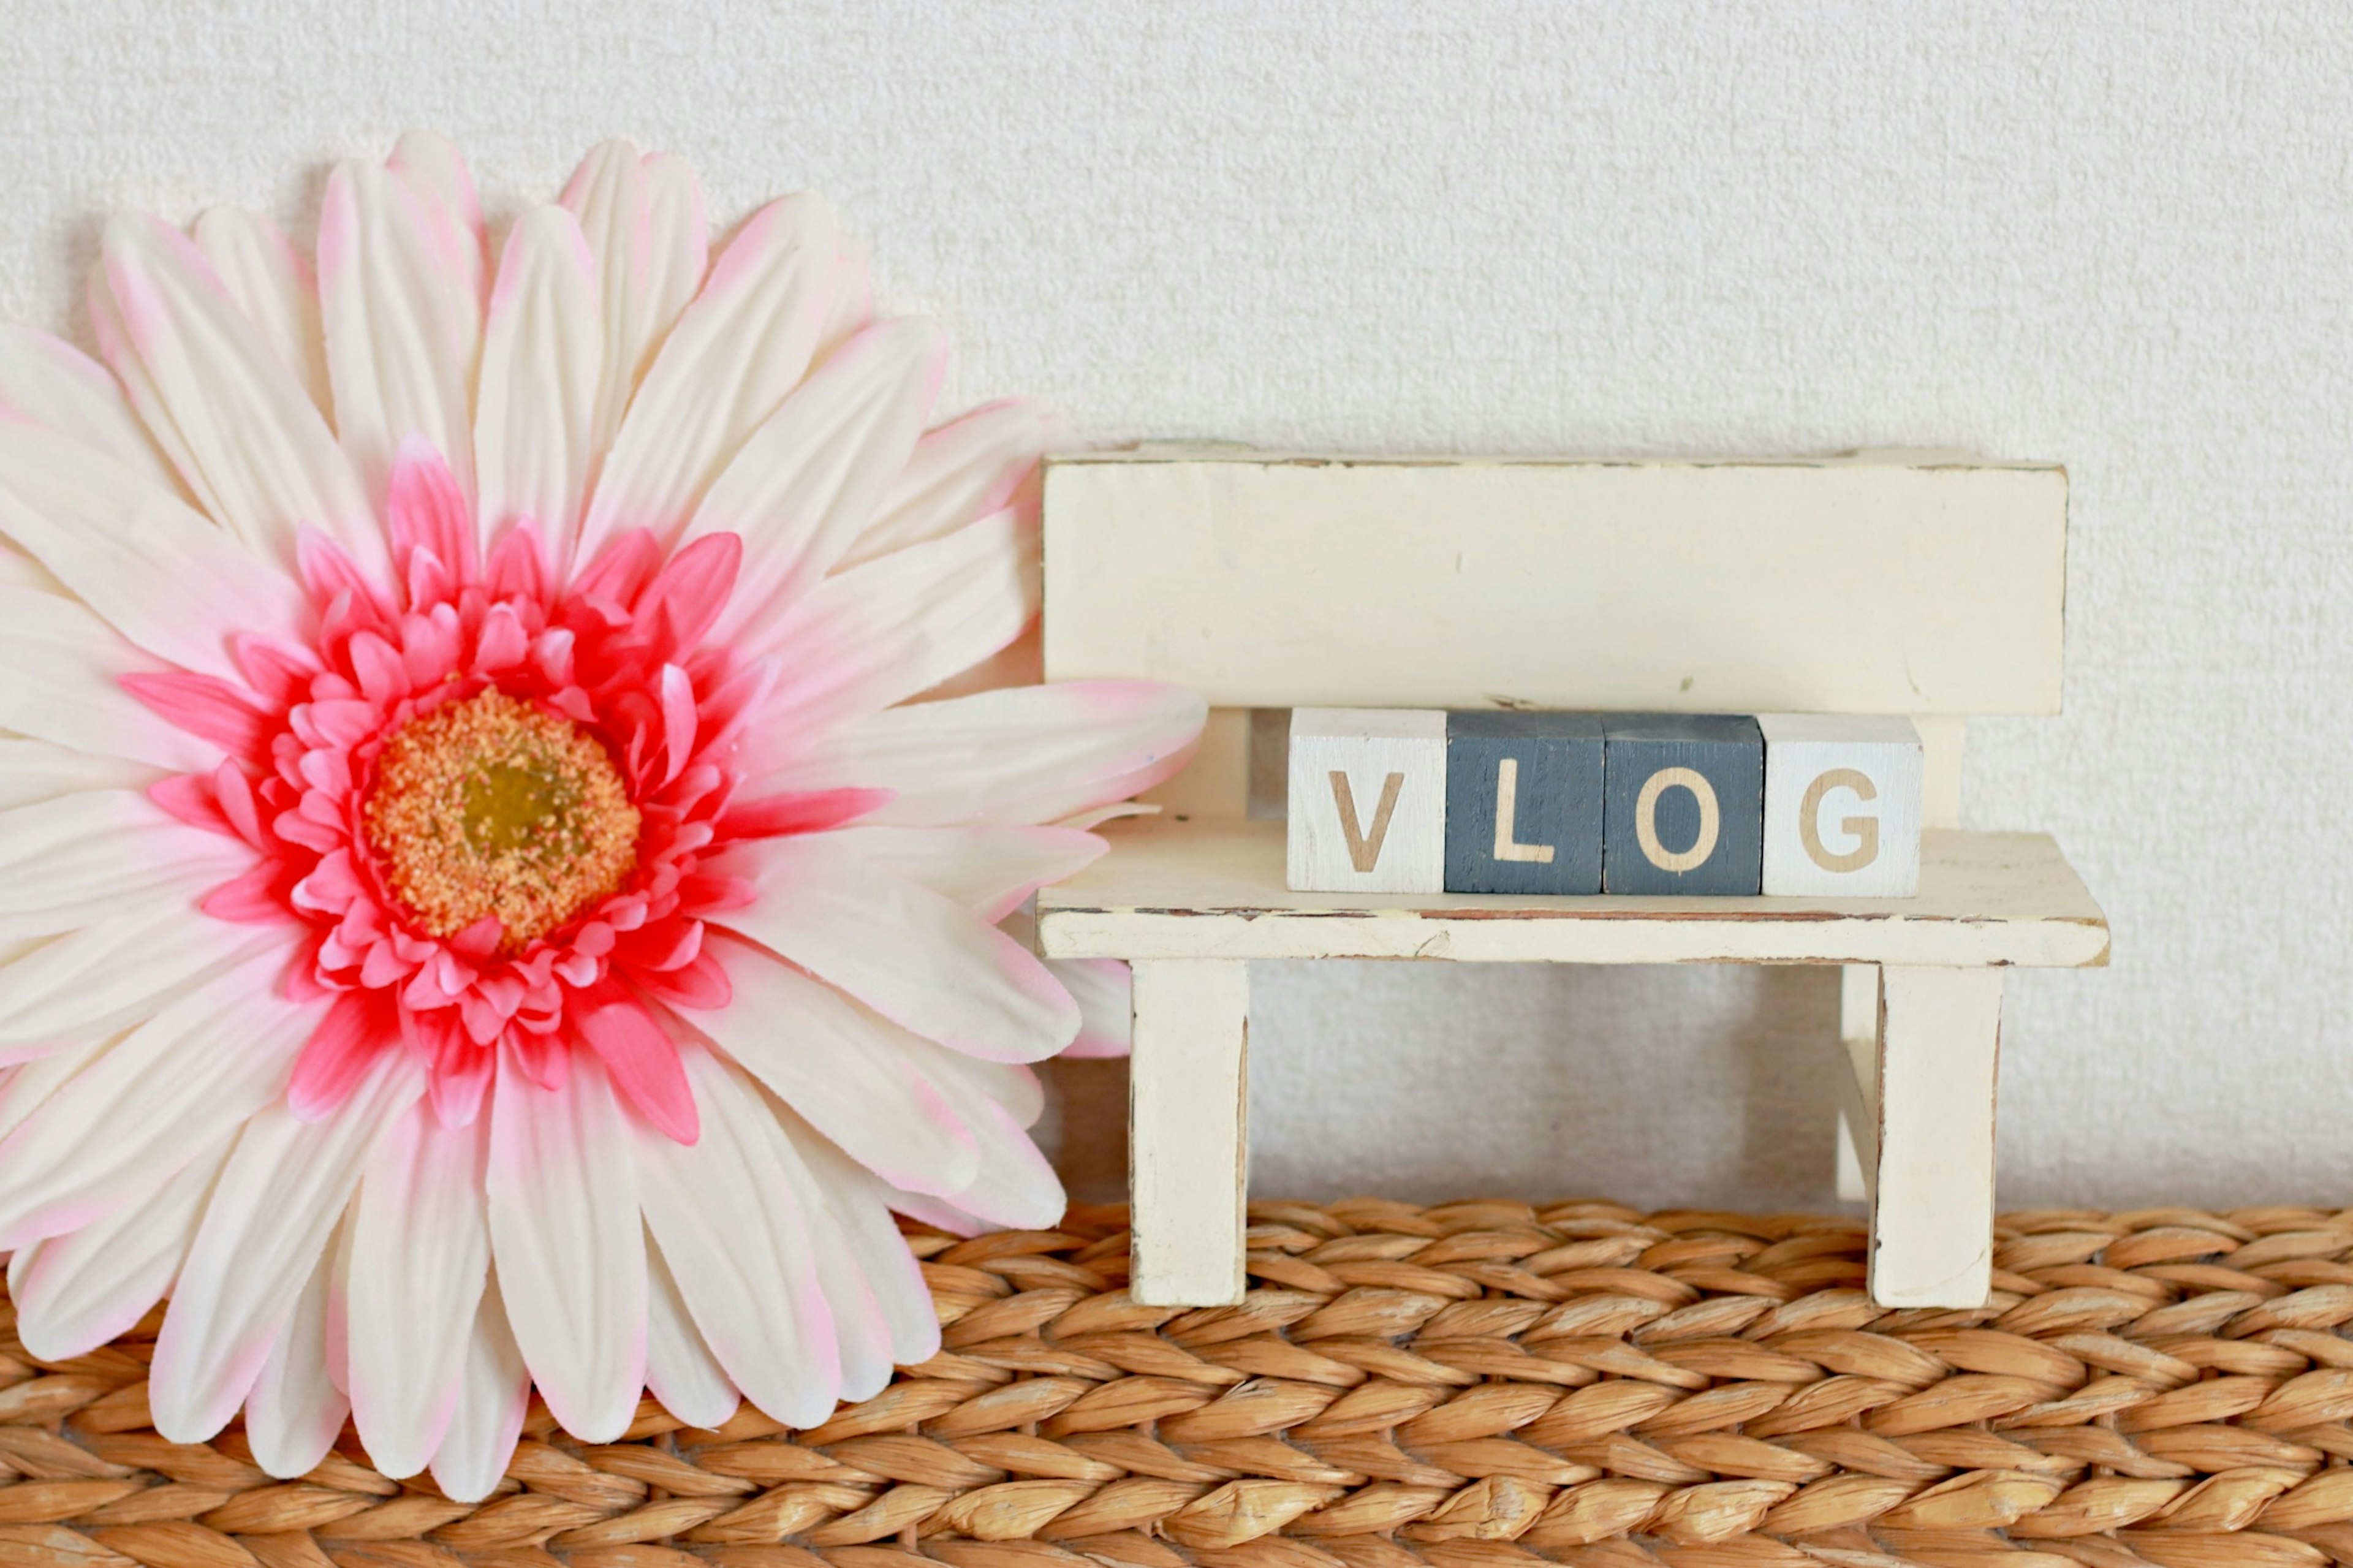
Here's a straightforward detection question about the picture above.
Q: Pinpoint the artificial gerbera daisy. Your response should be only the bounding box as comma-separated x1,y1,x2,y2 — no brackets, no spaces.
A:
0,134,1201,1498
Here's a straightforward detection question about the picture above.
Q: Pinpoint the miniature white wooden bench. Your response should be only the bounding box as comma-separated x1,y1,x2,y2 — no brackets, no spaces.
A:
1034,448,2109,1311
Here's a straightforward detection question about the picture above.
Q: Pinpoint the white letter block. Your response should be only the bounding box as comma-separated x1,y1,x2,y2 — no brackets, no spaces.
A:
1287,708,1446,893
1759,714,1923,897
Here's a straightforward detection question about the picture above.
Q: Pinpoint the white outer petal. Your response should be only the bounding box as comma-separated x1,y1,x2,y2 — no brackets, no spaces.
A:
688,315,946,641
644,1237,740,1431
149,1050,421,1441
822,824,1104,923
813,236,873,368
346,1097,491,1479
243,1224,353,1477
559,142,709,459
0,586,232,774
10,1132,233,1361
712,833,1079,1066
1047,956,1133,1060
0,738,159,814
318,159,478,511
429,1273,530,1504
486,1050,645,1443
387,131,489,371
776,1110,942,1377
765,681,1207,828
896,1082,1064,1232
689,933,980,1197
631,1040,838,1426
743,507,1038,753
0,789,253,941
0,941,316,1249
870,1017,1064,1226
845,399,1056,567
740,1109,895,1398
0,1032,113,1146
475,205,602,563
0,898,278,1055
191,208,332,417
0,412,310,680
83,263,197,500
574,193,836,564
0,544,66,596
896,1029,1048,1131
0,324,180,488
90,213,380,578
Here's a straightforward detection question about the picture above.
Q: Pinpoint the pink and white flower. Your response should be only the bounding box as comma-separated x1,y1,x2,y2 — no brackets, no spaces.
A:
0,135,1200,1496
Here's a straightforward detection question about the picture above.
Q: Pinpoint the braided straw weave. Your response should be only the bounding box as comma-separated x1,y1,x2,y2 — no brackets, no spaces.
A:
13,1203,2353,1568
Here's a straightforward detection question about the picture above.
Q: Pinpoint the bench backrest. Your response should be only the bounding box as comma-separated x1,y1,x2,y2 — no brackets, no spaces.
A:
1040,447,2068,816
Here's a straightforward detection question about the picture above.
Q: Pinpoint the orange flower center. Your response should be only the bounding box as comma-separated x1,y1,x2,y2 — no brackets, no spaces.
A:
365,689,641,950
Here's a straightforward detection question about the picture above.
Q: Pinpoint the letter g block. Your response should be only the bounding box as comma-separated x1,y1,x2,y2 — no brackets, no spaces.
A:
1758,713,1923,897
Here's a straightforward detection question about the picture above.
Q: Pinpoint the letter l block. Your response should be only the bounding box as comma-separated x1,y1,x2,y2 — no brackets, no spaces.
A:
1287,708,1446,893
1444,711,1604,894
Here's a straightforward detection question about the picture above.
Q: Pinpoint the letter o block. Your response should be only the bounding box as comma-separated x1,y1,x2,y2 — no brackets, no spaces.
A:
1759,713,1923,897
1287,708,1447,893
1601,714,1764,895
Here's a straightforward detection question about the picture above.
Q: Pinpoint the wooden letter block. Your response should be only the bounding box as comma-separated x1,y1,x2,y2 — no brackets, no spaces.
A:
1760,714,1924,897
1287,708,1445,893
1443,711,1604,894
1602,714,1764,895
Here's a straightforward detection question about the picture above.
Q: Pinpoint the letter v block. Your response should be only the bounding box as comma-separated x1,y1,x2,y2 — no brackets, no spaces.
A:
1287,708,1446,893
1759,713,1923,896
1444,711,1604,893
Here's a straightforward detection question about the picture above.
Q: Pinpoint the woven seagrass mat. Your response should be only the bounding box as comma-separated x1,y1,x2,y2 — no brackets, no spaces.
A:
10,1202,2353,1568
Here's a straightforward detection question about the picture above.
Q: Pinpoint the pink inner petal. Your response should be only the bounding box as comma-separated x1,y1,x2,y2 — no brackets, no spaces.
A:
573,990,699,1143
121,672,276,760
385,437,479,585
287,990,392,1121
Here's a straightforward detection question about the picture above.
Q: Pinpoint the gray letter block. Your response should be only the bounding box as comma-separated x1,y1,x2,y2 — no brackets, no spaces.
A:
1601,714,1764,895
1444,711,1604,894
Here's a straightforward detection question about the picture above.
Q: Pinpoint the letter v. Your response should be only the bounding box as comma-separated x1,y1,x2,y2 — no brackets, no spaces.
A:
1330,770,1404,874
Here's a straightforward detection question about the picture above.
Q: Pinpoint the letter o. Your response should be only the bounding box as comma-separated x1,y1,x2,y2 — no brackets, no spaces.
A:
1799,768,1880,873
1635,767,1719,873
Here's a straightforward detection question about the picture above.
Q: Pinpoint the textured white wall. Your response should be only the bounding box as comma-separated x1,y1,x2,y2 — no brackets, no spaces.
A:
3,1,2348,1211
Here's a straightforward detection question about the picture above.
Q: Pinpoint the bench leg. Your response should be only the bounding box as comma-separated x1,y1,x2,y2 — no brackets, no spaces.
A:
1868,964,2004,1308
1833,965,1879,1203
1127,958,1249,1306
1834,1110,1869,1205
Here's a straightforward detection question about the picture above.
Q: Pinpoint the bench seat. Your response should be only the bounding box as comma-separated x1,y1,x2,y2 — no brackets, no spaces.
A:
1039,817,2109,968
1039,816,2109,1313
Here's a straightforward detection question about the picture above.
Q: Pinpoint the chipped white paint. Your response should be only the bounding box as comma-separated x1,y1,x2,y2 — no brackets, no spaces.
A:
1127,959,1249,1306
1871,966,2006,1307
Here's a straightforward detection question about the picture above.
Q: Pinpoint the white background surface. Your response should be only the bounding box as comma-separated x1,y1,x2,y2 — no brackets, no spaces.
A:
2,1,2347,1212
